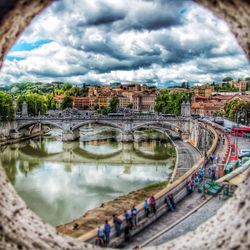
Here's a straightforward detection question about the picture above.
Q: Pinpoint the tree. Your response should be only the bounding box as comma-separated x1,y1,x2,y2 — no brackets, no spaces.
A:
155,90,192,115
16,93,47,115
222,76,233,82
0,91,15,121
61,95,73,110
46,94,56,110
109,96,119,113
62,83,73,92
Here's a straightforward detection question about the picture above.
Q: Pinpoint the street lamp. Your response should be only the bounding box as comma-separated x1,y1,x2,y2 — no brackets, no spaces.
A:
235,110,246,158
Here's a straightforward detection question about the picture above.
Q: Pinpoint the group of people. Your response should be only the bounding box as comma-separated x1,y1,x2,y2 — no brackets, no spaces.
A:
209,153,221,165
186,167,206,194
95,220,111,247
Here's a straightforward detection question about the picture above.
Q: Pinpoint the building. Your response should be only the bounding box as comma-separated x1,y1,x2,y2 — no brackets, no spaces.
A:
72,97,90,110
193,84,214,97
54,95,64,109
118,96,131,109
132,93,156,112
97,96,110,108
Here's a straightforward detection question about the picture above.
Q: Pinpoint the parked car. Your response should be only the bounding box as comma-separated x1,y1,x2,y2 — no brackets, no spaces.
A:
238,149,250,159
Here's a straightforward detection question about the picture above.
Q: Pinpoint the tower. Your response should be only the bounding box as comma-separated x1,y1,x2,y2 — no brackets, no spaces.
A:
22,101,28,117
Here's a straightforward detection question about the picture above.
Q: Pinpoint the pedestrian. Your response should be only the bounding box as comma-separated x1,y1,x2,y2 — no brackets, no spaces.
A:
165,195,174,211
124,210,133,227
186,181,193,195
131,205,138,227
95,226,105,246
201,184,207,199
208,167,212,178
124,224,131,242
143,199,150,217
104,220,111,246
113,214,122,237
169,193,176,210
149,194,157,214
211,168,216,180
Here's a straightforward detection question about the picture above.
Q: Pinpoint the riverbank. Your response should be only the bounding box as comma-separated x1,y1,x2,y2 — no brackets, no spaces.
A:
0,131,46,147
56,179,172,238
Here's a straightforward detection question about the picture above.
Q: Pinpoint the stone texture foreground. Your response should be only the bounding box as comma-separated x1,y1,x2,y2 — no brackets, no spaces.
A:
0,0,249,249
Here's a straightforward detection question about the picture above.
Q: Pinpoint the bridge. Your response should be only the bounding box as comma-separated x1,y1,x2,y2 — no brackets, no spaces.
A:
14,114,199,142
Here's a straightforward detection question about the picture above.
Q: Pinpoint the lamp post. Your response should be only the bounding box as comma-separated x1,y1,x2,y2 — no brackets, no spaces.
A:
204,124,208,161
235,110,246,158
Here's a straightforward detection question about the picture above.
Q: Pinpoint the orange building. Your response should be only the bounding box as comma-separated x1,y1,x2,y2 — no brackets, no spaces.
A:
73,97,90,109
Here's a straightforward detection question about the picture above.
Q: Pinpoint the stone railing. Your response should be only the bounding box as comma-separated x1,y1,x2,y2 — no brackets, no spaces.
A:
76,123,221,247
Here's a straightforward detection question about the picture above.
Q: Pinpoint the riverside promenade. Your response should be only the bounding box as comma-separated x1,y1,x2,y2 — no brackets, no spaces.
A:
121,127,229,249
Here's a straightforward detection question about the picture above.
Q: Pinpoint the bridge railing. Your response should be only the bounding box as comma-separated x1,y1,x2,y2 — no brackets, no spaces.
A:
77,123,221,247
16,114,188,121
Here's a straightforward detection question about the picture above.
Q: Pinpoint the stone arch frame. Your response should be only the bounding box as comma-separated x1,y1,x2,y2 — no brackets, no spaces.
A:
0,1,249,249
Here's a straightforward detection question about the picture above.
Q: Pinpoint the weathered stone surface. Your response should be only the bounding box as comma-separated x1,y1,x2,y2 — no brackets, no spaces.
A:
195,0,250,60
0,0,52,68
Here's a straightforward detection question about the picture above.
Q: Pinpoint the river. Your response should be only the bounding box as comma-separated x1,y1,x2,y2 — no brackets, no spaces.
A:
1,125,175,226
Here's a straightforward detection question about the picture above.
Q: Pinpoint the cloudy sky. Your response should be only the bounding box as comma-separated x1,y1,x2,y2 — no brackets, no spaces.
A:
0,0,249,87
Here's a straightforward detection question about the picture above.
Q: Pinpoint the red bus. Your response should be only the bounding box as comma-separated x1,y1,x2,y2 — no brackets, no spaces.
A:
230,127,250,137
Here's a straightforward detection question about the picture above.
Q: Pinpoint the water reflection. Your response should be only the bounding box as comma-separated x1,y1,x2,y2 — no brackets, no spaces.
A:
1,127,175,226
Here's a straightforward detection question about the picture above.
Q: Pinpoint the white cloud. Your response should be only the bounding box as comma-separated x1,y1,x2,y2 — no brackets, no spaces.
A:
0,0,249,85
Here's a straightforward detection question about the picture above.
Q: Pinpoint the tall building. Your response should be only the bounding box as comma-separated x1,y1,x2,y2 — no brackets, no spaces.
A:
132,93,156,112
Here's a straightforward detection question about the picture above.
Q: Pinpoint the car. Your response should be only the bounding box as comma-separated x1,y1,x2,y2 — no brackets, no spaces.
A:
223,128,231,134
238,149,250,159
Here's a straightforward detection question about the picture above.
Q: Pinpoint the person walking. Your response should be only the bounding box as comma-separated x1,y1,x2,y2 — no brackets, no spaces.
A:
149,194,157,214
95,226,105,246
169,193,176,210
131,205,138,227
164,195,174,211
124,210,132,226
113,214,122,237
104,220,111,246
143,199,150,217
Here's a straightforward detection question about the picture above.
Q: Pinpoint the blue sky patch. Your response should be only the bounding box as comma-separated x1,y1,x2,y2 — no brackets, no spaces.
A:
9,39,53,52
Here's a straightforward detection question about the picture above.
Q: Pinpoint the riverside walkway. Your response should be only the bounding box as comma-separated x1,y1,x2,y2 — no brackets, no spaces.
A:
121,127,229,249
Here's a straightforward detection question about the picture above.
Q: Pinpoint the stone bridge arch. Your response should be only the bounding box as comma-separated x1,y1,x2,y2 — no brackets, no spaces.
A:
17,120,64,132
71,120,124,133
132,121,184,138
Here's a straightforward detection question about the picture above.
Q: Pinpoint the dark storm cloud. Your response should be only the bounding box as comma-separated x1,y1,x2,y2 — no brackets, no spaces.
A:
2,0,249,85
112,0,188,32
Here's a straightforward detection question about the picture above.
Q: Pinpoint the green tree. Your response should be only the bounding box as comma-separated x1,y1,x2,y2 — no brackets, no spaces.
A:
0,91,15,121
62,83,73,92
222,76,233,82
46,94,57,110
155,91,192,115
16,93,47,115
224,99,246,121
61,95,73,110
109,96,119,113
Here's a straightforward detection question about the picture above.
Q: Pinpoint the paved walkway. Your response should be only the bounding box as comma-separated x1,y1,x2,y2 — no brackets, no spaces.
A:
147,197,224,246
174,140,201,179
121,128,228,249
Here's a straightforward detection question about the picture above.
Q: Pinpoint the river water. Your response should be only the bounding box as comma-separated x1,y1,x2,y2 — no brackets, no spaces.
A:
1,126,175,226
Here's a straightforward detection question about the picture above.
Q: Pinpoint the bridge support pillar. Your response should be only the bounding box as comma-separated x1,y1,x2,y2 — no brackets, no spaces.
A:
62,130,79,142
120,131,134,142
9,129,20,139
